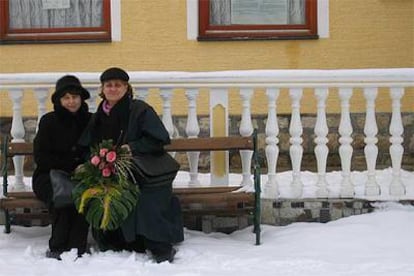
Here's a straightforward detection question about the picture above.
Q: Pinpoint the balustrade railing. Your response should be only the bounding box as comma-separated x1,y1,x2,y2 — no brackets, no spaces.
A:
1,69,413,200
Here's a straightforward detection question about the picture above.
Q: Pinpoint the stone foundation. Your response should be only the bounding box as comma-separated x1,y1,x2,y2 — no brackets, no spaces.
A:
181,199,414,233
261,199,414,225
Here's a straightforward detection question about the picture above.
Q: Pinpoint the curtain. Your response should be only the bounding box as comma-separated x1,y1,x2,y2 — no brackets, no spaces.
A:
9,0,103,29
210,0,305,26
210,0,231,25
288,0,305,24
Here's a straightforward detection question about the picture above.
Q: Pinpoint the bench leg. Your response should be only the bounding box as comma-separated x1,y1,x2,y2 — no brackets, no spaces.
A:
253,160,261,245
253,195,261,245
4,209,11,234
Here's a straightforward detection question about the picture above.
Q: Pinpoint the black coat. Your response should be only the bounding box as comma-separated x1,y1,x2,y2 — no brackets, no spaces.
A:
80,95,184,245
32,103,91,205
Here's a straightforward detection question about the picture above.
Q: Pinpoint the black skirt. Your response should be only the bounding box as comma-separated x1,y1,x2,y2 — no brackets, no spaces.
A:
93,184,184,250
122,184,184,243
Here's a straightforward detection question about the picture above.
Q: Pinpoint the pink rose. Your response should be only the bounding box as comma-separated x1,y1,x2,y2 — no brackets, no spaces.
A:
99,148,109,157
90,155,100,166
102,167,112,177
106,151,117,163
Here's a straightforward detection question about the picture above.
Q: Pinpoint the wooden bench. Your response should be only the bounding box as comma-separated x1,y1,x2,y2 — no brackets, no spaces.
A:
1,133,261,245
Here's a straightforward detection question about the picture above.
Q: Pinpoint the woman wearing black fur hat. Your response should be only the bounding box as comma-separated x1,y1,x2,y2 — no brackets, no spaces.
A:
79,67,184,263
32,75,91,260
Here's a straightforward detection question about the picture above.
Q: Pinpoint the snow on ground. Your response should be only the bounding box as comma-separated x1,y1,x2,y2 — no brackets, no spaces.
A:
0,169,413,276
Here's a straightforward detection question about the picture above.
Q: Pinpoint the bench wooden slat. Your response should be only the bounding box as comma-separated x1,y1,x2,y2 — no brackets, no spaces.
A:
7,191,37,198
165,136,254,152
2,190,252,208
6,142,33,156
181,207,254,216
12,212,50,220
7,188,241,197
173,186,239,194
0,197,47,209
178,192,254,205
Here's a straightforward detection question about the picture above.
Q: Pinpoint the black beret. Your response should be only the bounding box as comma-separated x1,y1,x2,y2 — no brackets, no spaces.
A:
51,75,90,104
100,67,130,83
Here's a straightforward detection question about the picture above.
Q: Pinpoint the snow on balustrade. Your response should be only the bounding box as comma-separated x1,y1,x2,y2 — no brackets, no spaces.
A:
1,69,413,199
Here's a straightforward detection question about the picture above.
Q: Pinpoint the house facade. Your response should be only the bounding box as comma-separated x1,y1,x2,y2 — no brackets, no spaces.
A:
0,0,413,117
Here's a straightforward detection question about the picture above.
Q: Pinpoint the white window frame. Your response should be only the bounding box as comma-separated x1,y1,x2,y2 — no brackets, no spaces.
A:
111,0,121,41
186,0,329,40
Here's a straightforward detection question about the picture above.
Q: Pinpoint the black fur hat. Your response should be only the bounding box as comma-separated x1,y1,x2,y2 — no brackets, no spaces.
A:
100,67,129,83
51,75,90,104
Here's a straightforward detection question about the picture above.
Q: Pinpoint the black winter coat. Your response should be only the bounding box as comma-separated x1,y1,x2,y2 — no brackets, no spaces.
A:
32,103,91,206
79,95,184,245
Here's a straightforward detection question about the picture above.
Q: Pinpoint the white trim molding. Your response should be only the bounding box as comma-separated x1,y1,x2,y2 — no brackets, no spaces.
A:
317,0,329,38
111,0,121,41
187,0,199,40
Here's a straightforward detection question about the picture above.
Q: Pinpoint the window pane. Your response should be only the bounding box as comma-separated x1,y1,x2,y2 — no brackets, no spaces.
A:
210,0,305,26
9,0,103,29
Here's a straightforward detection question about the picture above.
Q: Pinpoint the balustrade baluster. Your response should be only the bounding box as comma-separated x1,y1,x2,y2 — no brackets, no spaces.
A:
210,88,229,186
289,88,303,198
160,88,175,139
8,88,26,191
338,88,354,197
363,88,380,196
314,88,329,197
33,87,49,132
264,88,280,198
389,87,405,196
239,88,254,186
185,88,200,186
85,86,99,113
160,88,179,168
135,87,149,101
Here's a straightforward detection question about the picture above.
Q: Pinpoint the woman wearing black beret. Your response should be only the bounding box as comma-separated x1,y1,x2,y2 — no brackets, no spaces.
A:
79,67,184,263
32,75,91,260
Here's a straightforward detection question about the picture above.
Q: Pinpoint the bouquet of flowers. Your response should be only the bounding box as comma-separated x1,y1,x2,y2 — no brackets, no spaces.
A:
72,139,139,231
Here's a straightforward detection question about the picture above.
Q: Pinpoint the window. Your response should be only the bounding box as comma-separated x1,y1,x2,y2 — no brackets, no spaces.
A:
198,0,318,41
0,0,111,44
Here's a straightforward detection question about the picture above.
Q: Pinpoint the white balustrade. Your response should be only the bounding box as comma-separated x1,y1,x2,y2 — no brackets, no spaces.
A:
314,88,329,197
1,69,413,200
185,88,200,186
264,88,280,198
289,88,304,198
239,88,254,187
363,88,380,196
389,87,405,196
338,88,354,197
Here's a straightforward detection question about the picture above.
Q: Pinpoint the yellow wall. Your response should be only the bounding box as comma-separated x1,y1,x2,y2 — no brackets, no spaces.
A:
1,0,413,116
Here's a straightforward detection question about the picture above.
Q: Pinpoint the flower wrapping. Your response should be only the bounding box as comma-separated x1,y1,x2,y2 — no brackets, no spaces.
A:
72,139,139,231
